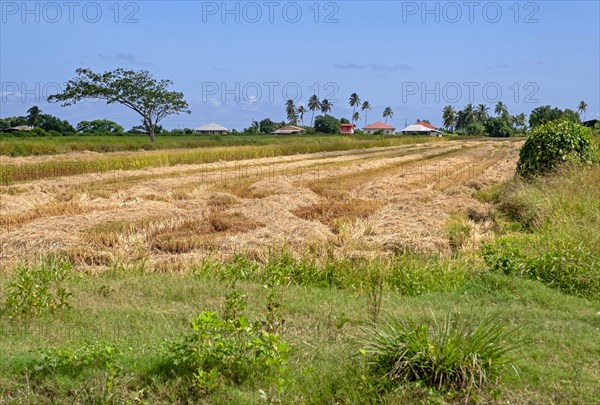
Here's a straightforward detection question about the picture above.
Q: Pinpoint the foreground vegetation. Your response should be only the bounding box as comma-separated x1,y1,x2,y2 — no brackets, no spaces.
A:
0,160,599,403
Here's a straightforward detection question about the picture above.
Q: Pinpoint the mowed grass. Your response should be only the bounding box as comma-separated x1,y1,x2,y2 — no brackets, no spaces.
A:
0,134,443,185
0,261,597,404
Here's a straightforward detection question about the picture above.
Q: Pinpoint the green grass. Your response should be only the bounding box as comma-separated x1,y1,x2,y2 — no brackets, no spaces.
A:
483,164,600,298
0,135,443,185
0,134,439,157
0,267,597,404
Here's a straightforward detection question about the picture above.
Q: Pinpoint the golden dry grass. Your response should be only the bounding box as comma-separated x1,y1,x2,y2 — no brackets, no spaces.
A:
0,201,88,231
0,140,523,266
292,199,384,233
150,211,264,254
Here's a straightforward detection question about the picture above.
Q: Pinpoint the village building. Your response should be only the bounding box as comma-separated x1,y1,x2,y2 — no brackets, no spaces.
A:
362,121,396,135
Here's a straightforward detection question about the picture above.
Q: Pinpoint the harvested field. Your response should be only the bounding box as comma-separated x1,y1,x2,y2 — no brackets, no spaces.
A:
0,138,523,269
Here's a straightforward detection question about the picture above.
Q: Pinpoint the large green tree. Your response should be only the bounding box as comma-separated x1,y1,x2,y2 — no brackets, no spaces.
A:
484,116,514,138
77,119,125,134
258,118,281,134
48,68,190,142
529,106,580,128
314,115,340,134
39,114,75,133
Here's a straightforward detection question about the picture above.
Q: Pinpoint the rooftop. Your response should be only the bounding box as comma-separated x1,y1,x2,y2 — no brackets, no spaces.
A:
363,121,396,130
196,123,229,131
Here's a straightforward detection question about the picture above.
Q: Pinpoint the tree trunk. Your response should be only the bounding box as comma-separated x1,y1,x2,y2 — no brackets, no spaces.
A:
149,128,156,142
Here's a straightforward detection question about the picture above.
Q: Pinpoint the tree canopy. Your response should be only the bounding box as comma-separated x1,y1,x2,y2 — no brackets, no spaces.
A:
77,119,125,134
314,115,340,134
48,68,190,142
529,106,580,128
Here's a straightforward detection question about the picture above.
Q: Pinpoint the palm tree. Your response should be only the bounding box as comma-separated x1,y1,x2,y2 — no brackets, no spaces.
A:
297,105,307,126
442,105,457,133
26,106,42,127
361,101,372,127
512,113,527,132
495,101,508,117
349,93,361,124
476,104,489,122
383,107,394,123
308,95,321,126
456,104,476,130
352,111,360,124
577,101,588,121
321,99,333,114
285,99,298,125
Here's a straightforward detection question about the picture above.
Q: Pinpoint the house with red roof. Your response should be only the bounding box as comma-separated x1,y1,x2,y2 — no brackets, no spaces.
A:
415,121,438,130
340,123,355,134
362,121,396,135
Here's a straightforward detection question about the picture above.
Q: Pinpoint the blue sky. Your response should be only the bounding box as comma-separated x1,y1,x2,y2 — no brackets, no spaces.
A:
1,0,599,130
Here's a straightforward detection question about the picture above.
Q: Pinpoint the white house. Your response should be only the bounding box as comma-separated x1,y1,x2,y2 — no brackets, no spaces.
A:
196,123,229,135
400,122,442,136
272,125,305,135
362,122,396,135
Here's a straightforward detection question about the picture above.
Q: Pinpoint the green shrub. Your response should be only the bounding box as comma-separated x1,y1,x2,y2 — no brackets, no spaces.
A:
2,258,73,319
484,116,515,138
516,120,592,177
159,290,288,392
482,240,526,276
32,341,122,400
33,341,121,377
32,127,48,137
362,314,522,398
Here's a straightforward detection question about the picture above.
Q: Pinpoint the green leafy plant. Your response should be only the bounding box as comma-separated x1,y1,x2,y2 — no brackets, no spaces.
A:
482,240,526,276
361,313,522,399
517,120,592,177
2,258,73,319
160,287,289,392
33,341,123,400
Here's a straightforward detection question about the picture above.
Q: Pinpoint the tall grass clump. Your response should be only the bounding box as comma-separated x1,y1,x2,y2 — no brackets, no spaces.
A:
362,313,522,398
